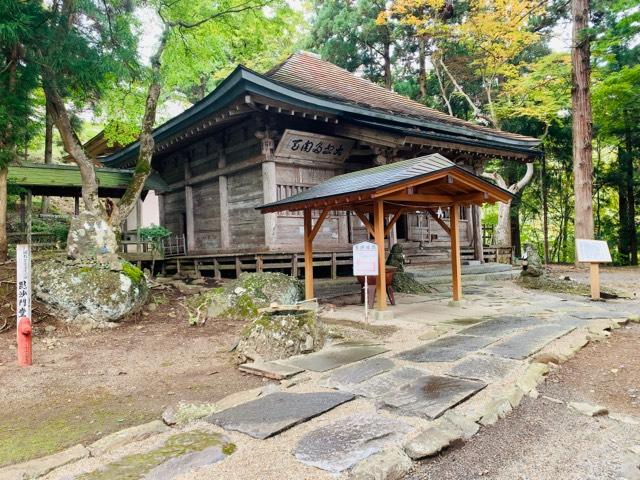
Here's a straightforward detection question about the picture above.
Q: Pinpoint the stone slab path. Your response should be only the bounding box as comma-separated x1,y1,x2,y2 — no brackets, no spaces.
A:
284,343,388,372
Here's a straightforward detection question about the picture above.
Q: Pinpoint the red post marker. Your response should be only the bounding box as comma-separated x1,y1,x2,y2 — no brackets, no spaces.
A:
17,317,32,366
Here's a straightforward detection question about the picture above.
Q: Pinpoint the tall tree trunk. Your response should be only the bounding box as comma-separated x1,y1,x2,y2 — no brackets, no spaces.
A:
541,154,549,263
624,115,637,265
0,167,7,260
41,104,53,214
482,163,534,248
418,36,427,102
571,0,594,244
383,40,392,90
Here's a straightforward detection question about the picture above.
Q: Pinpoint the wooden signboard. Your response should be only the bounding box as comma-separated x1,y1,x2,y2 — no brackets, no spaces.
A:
275,129,354,162
353,241,378,323
575,239,612,263
575,239,611,300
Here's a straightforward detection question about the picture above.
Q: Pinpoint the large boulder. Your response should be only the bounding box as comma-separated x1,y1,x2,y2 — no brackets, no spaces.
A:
236,308,324,362
187,272,304,325
67,211,119,263
33,258,149,327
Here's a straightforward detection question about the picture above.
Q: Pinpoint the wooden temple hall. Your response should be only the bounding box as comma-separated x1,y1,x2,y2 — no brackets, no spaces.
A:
102,51,541,278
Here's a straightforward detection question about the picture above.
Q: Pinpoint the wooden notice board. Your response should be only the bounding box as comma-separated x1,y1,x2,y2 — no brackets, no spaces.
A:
575,239,611,300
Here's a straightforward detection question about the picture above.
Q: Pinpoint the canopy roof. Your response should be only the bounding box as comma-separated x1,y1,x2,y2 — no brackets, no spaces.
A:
9,163,168,197
259,154,512,213
103,52,541,168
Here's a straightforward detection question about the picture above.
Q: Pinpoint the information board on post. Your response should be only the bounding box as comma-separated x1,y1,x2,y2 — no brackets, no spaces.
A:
353,242,378,323
575,239,612,301
16,244,32,366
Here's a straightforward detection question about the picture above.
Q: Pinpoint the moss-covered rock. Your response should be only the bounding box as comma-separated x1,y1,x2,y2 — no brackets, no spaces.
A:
33,258,149,327
236,309,323,362
186,272,304,325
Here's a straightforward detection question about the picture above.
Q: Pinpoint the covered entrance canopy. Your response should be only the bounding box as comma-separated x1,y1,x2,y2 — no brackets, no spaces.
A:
259,154,513,309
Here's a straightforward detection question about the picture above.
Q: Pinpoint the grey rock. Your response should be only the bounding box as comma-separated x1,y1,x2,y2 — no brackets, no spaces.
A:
479,397,513,426
206,391,354,439
568,401,609,417
350,447,412,480
239,360,304,380
438,411,480,439
67,211,119,261
404,425,462,460
143,445,226,479
0,444,89,480
286,344,388,372
380,375,486,419
457,316,542,337
89,420,169,456
521,243,544,277
162,406,177,426
322,358,395,389
485,324,575,360
397,335,497,362
33,258,148,325
294,414,411,472
448,354,520,381
44,325,57,333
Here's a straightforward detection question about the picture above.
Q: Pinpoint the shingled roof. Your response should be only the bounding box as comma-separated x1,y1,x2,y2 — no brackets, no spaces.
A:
267,52,533,143
259,153,513,213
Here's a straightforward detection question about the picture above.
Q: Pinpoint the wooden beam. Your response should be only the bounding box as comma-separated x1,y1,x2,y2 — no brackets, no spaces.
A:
379,192,454,203
450,204,462,301
426,208,451,235
303,209,314,300
309,207,330,241
354,209,375,237
374,199,387,310
455,192,489,204
384,208,404,237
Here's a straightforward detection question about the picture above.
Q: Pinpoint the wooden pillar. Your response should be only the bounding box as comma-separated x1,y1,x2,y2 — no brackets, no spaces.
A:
374,199,386,310
590,262,600,300
218,153,230,249
303,208,314,300
158,193,165,226
184,158,195,253
262,161,277,248
25,190,32,245
450,204,462,301
74,196,80,215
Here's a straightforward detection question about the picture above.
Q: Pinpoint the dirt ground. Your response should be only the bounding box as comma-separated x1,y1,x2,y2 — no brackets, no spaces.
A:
0,281,265,467
548,264,640,298
406,323,640,480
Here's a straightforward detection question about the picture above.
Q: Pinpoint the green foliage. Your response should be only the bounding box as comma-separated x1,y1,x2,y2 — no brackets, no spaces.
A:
31,217,69,242
139,224,171,254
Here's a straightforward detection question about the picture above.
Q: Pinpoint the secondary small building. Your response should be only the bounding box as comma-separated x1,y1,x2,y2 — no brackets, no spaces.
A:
103,52,541,274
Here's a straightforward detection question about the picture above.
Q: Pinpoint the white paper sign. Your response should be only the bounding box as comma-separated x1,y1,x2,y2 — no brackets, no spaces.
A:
575,239,612,263
16,244,31,322
353,241,378,276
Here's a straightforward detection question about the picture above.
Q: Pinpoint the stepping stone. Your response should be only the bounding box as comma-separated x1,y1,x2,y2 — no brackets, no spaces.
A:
457,316,542,337
379,375,486,419
568,310,631,320
485,324,575,360
239,361,304,380
146,446,227,479
293,413,411,472
205,392,354,439
347,367,428,398
448,354,521,381
321,357,395,390
285,344,388,372
397,335,497,363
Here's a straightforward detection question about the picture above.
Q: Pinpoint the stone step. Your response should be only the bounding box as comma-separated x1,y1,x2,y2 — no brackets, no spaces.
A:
407,262,514,279
417,269,521,285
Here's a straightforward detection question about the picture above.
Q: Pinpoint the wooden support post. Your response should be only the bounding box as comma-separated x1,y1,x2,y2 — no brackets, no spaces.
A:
373,199,386,311
218,153,230,249
74,196,80,215
256,254,264,272
472,205,484,263
262,161,277,248
450,204,462,301
213,258,221,279
590,262,600,300
235,256,242,278
292,253,299,278
304,209,314,300
25,190,32,245
331,252,337,280
184,159,195,253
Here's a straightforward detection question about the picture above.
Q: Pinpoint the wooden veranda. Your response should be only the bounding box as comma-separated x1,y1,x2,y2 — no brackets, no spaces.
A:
259,154,513,310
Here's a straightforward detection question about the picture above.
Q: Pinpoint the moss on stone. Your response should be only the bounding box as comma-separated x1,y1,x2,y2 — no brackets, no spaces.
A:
221,443,236,455
122,262,145,284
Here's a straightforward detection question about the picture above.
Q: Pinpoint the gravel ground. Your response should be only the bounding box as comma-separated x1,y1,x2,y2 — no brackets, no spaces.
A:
406,323,640,480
